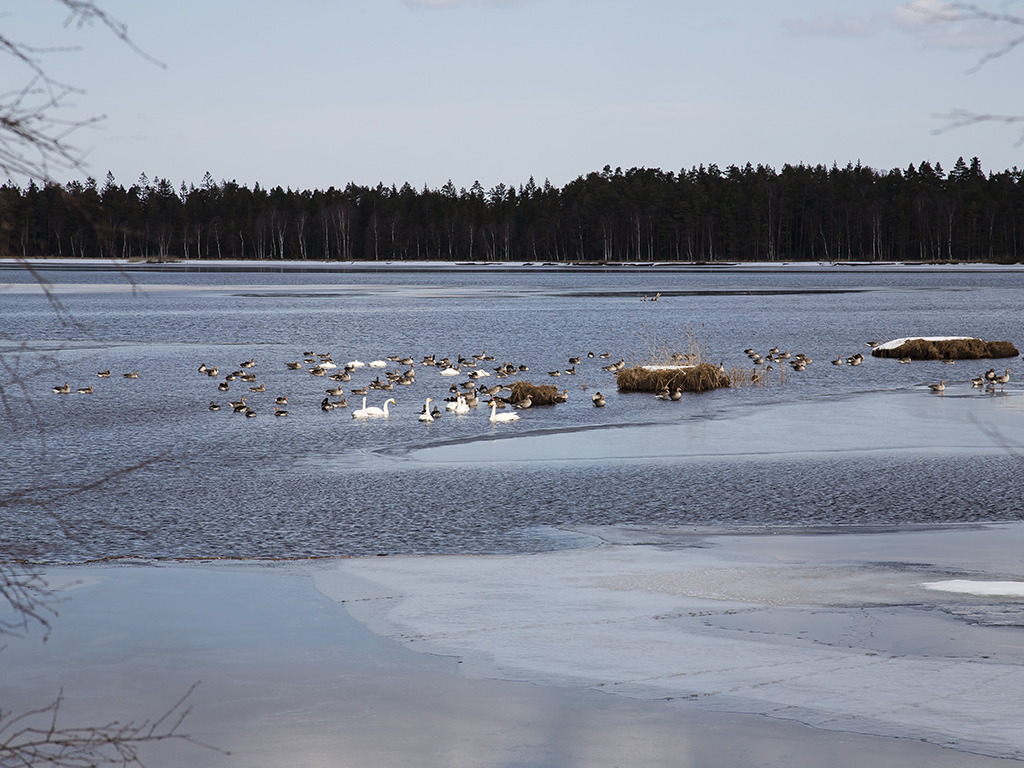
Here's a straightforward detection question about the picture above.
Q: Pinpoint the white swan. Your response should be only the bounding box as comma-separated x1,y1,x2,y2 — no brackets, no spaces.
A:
454,396,470,415
439,366,461,376
489,400,519,422
351,396,369,418
369,360,387,368
355,397,396,418
419,397,434,422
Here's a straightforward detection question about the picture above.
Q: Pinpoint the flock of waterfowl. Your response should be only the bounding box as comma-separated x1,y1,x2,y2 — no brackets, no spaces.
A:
49,339,1016,420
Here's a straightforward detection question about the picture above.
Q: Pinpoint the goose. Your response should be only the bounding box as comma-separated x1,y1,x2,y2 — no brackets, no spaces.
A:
928,380,946,393
592,392,606,407
249,384,266,392
326,386,345,396
489,400,519,422
569,356,581,365
942,359,955,365
52,382,71,394
198,363,208,373
321,397,336,411
205,367,220,377
564,366,577,375
240,357,256,368
898,357,912,364
229,397,247,409
275,396,288,405
97,370,111,378
553,389,568,403
330,398,348,408
218,381,230,391
971,374,985,388
351,386,368,395
587,351,595,358
398,357,415,366
274,408,289,417
548,370,561,377
985,368,997,382
995,369,1011,389
513,396,532,409
233,401,250,413
77,385,94,394
354,397,395,418
832,356,844,366
431,405,442,418
245,409,258,418
309,366,327,376
419,398,434,422
209,401,221,410
847,356,862,366
286,361,303,370
669,388,682,401
599,352,611,359
123,371,139,379
239,373,257,382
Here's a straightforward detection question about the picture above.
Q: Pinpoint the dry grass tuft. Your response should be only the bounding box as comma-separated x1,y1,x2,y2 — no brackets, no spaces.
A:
616,363,730,393
872,338,1019,360
509,381,563,406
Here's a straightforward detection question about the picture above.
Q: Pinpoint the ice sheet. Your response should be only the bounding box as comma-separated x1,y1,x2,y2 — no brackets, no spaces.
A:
321,525,1024,761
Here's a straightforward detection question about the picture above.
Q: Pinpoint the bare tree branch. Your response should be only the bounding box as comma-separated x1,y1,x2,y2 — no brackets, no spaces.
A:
0,1,163,182
0,682,228,767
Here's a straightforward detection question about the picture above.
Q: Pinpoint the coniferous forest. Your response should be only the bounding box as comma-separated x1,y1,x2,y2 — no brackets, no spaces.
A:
2,157,1023,263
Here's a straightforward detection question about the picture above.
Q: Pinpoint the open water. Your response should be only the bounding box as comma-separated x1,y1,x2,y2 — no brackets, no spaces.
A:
2,261,1024,561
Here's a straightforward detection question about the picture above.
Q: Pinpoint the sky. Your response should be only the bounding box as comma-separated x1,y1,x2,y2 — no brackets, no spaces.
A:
3,0,1023,192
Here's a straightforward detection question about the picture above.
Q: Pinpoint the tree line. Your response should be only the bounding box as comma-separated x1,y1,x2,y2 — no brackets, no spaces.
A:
1,157,1022,262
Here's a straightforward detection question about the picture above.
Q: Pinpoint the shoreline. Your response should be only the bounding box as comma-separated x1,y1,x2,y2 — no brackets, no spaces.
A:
4,256,1024,274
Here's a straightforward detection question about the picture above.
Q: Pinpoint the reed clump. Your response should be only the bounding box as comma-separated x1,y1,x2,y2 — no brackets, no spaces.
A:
616,363,730,393
872,338,1019,360
509,381,563,406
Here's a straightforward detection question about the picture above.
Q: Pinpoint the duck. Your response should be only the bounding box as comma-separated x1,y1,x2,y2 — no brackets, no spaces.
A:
419,398,434,422
354,397,395,418
489,400,519,422
52,382,71,394
928,380,946,393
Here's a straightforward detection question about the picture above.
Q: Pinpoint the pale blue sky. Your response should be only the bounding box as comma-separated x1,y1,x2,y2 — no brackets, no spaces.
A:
5,0,1022,190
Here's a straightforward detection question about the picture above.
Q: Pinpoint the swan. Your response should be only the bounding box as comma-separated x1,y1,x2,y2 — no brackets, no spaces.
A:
439,366,461,376
370,360,387,368
454,396,470,415
489,400,519,422
419,398,434,422
354,397,395,418
349,396,368,416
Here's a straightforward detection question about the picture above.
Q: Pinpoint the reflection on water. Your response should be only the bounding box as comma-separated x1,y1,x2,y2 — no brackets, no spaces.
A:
2,265,1024,562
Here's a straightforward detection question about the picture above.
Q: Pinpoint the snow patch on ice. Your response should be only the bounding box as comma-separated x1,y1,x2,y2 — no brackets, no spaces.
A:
922,579,1024,596
876,336,974,351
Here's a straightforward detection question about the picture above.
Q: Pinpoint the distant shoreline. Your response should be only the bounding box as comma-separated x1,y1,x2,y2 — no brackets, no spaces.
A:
4,257,1024,274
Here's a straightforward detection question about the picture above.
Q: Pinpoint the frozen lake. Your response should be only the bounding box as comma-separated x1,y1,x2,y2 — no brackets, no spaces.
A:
3,260,1024,766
